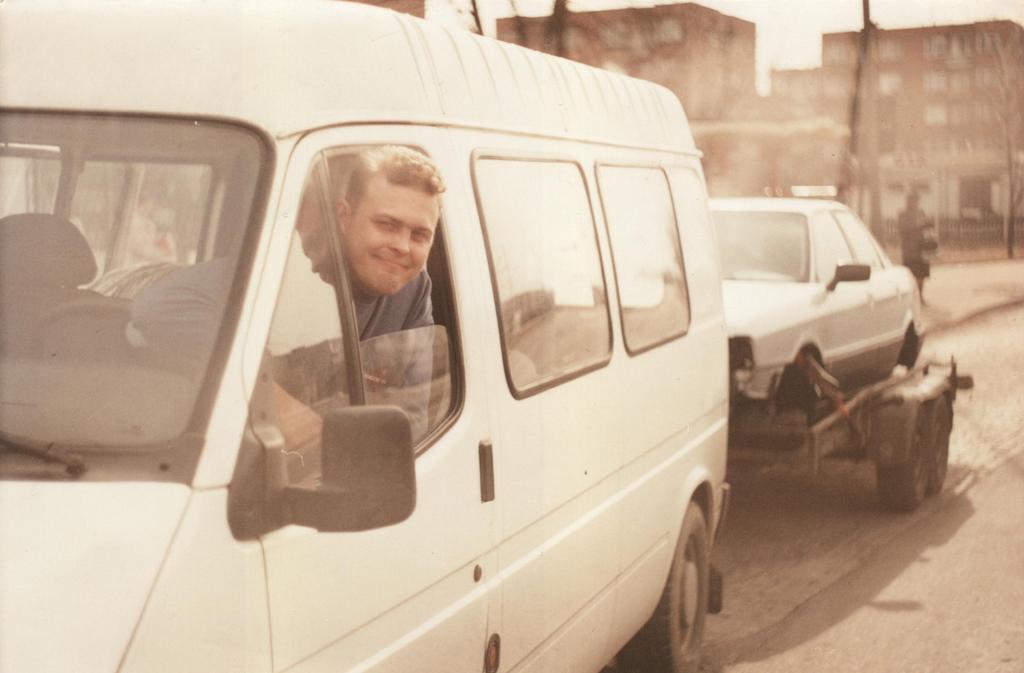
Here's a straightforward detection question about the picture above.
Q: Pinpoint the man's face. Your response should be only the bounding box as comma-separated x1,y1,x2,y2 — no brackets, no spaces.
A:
338,172,439,297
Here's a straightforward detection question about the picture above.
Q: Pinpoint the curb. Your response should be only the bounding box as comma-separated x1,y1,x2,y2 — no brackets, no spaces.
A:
920,296,1024,337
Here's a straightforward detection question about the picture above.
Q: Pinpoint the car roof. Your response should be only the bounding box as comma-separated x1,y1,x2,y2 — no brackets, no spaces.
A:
1,0,695,151
709,197,847,215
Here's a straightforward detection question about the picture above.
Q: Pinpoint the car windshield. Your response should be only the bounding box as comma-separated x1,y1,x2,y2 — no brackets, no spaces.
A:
0,112,265,450
712,210,809,282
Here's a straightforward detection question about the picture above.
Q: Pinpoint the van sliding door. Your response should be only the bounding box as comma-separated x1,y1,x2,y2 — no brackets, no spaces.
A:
472,152,623,673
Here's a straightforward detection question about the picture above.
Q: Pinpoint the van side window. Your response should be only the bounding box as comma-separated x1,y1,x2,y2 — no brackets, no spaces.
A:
474,158,610,396
266,150,456,486
597,165,690,352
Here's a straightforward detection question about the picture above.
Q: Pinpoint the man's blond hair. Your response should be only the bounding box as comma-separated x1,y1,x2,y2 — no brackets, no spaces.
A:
347,145,445,208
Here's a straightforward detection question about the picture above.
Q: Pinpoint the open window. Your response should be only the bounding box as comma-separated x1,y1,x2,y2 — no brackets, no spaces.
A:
262,147,459,489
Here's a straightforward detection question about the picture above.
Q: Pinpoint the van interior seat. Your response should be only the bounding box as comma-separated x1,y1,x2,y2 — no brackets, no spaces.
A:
0,213,138,362
0,213,103,356
0,212,97,290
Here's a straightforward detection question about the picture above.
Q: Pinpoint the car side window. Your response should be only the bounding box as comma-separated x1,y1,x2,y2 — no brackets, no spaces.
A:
265,151,456,486
810,211,854,283
598,165,690,353
832,210,883,269
474,157,611,396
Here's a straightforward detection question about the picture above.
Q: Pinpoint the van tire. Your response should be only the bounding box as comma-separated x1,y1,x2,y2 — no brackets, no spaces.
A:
618,503,708,673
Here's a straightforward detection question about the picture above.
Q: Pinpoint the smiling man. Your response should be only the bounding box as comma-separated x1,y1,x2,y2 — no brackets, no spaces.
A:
297,145,445,341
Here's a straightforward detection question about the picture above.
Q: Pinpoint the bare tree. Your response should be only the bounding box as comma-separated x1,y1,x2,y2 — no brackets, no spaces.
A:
544,0,570,57
499,0,568,53
468,0,483,34
992,27,1024,258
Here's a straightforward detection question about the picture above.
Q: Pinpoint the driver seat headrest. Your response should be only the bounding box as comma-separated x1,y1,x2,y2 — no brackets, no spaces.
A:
0,213,98,291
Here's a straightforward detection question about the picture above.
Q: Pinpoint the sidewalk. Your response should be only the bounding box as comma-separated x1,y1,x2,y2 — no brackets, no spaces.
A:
917,258,1024,335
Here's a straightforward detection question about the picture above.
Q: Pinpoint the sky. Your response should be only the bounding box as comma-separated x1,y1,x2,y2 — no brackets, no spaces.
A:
428,0,1024,93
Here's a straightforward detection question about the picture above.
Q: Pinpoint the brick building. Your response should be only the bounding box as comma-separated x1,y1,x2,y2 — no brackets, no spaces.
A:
772,20,1024,223
495,3,758,123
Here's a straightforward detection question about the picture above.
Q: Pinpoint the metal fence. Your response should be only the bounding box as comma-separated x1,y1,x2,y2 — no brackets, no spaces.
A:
880,216,1024,249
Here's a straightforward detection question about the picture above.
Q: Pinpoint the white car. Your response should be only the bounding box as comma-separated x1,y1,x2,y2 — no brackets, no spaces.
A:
711,197,921,414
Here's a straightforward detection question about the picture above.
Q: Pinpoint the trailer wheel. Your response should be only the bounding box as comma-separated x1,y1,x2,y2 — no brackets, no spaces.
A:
876,405,930,512
618,503,708,673
925,399,953,496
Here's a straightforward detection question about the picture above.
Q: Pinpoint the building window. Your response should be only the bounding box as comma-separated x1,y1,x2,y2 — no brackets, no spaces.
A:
974,67,998,88
950,71,971,93
825,76,849,99
960,177,994,213
599,23,633,50
564,26,584,53
950,32,974,59
975,31,996,53
878,72,902,96
924,35,947,59
924,137,948,154
924,104,947,126
949,137,973,155
950,104,971,125
879,38,902,61
824,41,854,65
923,71,947,92
654,20,683,44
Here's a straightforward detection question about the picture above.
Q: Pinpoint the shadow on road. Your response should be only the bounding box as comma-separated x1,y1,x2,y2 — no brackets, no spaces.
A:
696,453,976,671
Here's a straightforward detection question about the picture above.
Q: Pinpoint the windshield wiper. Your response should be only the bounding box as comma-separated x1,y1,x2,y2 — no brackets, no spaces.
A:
0,433,88,477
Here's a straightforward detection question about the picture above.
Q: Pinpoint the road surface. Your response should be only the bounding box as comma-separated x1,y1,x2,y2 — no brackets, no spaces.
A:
698,304,1024,671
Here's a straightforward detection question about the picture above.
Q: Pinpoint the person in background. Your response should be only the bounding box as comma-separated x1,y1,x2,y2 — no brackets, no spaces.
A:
898,190,936,305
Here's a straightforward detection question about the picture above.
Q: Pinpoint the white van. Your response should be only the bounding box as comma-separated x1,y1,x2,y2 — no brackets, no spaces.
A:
0,2,729,672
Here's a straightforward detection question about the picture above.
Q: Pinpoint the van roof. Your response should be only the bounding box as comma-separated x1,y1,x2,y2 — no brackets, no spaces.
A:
0,0,695,152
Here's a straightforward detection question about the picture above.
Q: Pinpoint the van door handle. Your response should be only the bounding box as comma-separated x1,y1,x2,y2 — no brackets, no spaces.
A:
479,440,495,503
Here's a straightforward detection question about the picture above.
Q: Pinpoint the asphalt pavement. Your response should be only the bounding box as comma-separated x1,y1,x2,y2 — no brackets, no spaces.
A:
713,305,1024,673
919,258,1024,335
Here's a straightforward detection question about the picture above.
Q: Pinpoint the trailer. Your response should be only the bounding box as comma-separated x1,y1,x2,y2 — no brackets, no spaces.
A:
729,359,974,512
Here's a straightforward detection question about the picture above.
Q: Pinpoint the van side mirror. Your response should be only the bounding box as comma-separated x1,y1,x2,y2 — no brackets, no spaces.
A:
826,263,871,292
282,406,416,532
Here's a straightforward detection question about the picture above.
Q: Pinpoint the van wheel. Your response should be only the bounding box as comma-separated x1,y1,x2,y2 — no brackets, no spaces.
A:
876,405,930,512
618,503,708,673
925,399,952,495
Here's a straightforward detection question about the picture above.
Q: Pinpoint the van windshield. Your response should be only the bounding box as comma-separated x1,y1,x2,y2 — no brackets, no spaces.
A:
0,112,265,451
